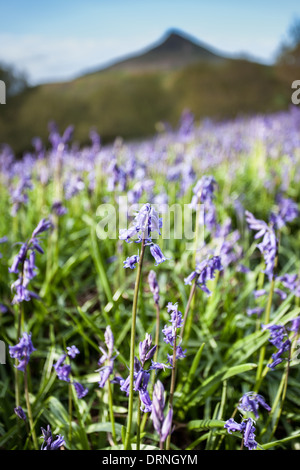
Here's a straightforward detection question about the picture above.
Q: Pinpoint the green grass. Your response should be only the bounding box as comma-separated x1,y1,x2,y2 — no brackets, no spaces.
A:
1,108,300,450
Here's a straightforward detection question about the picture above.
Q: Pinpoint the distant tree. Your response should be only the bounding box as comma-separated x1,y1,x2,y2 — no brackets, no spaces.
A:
276,17,300,67
0,62,28,97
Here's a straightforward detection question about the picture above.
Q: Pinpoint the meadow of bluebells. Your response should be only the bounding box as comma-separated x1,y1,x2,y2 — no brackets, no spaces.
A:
1,107,300,450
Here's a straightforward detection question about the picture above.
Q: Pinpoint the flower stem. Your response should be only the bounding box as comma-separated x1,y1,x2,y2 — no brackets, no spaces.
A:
166,332,177,450
124,238,146,450
68,383,73,444
181,276,198,340
255,275,275,391
107,379,117,444
136,396,141,450
24,368,38,450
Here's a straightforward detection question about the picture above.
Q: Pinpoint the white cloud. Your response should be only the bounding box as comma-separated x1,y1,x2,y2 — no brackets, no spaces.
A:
0,32,157,84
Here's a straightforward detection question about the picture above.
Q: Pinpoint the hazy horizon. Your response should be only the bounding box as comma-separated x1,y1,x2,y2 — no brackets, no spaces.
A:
1,0,300,85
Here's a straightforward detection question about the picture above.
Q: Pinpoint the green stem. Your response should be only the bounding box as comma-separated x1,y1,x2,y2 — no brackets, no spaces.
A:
181,276,199,341
15,304,24,409
260,339,293,440
107,379,117,444
124,239,146,450
24,368,38,450
255,276,275,391
68,383,73,444
136,396,141,450
166,330,177,450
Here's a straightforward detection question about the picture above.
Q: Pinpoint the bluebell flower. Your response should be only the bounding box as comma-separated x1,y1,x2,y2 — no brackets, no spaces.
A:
139,333,157,364
14,406,27,421
190,175,218,233
151,380,173,443
54,354,71,382
98,325,117,388
73,381,88,399
238,392,271,419
41,425,65,450
123,254,140,269
9,332,36,372
262,323,291,369
167,346,186,366
245,210,278,280
246,307,264,317
66,345,80,358
224,417,258,450
149,243,167,266
162,303,183,346
119,203,162,244
289,316,300,336
51,200,67,216
148,270,160,305
277,273,298,293
270,195,299,229
9,219,51,304
185,256,223,296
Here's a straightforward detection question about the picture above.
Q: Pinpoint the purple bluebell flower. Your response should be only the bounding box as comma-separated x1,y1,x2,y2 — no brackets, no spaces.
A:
277,273,298,293
139,389,152,413
270,195,299,229
167,346,186,366
254,289,267,298
99,364,114,388
178,109,194,138
289,316,300,336
73,382,88,399
32,218,52,237
119,203,162,244
9,219,51,304
9,332,36,372
274,288,287,300
245,210,278,280
238,392,271,419
9,175,33,216
190,175,218,232
139,333,157,364
150,361,172,371
115,355,153,411
262,323,291,369
148,270,160,305
151,380,173,443
190,175,217,207
149,243,167,266
224,417,258,450
54,354,71,382
185,256,223,296
41,425,65,450
14,406,27,421
66,345,80,358
120,202,166,269
98,325,116,388
224,417,243,434
162,303,183,347
51,200,67,216
246,307,264,317
123,254,140,269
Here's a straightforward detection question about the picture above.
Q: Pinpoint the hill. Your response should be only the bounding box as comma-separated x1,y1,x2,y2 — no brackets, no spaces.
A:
0,30,294,154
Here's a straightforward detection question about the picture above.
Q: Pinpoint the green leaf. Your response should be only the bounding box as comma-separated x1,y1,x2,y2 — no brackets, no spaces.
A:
179,363,257,410
86,422,123,436
188,419,226,431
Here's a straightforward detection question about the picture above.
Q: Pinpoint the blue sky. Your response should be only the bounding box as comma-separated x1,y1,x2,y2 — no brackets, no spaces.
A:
1,0,300,84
